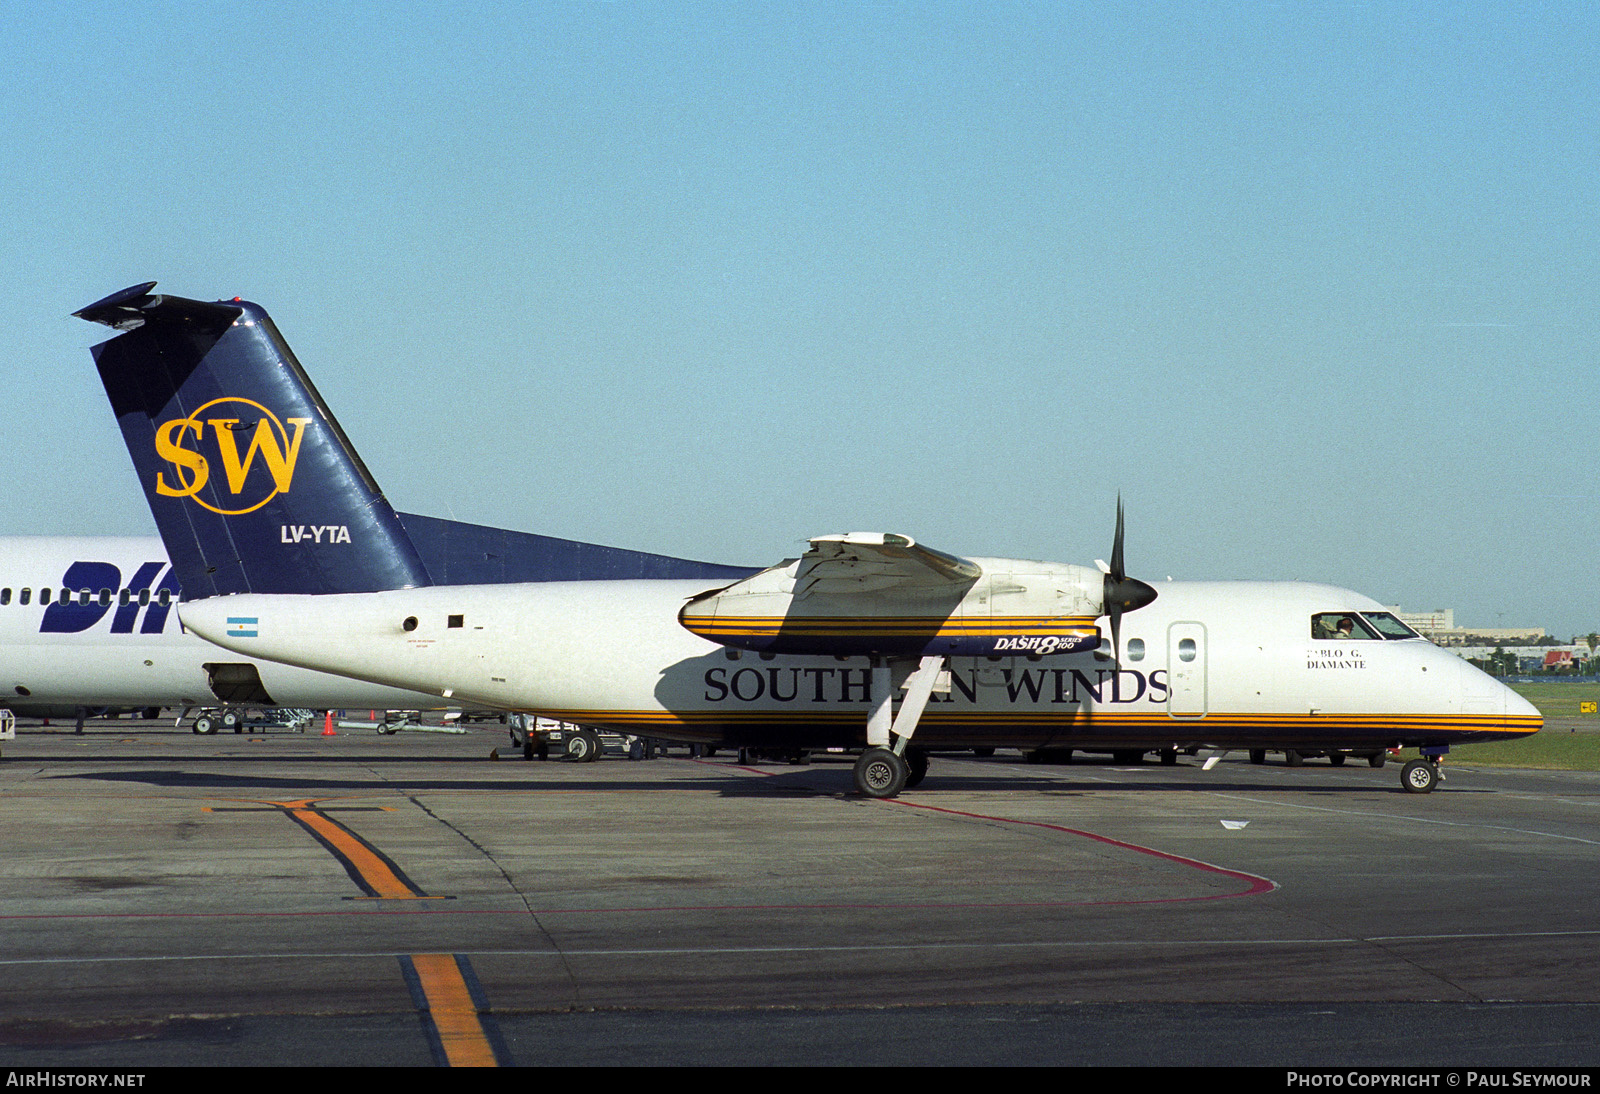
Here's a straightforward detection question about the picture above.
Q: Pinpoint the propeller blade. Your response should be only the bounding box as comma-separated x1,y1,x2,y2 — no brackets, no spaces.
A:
1109,496,1127,582
1100,496,1158,666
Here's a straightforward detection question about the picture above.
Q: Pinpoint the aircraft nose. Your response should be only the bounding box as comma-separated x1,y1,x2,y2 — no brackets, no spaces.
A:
1500,679,1540,720
1456,656,1541,726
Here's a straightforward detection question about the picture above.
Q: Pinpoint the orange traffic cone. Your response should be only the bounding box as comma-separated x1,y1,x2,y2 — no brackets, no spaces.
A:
321,711,337,736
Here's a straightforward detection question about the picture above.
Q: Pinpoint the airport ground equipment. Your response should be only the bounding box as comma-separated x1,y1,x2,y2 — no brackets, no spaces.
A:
508,714,656,761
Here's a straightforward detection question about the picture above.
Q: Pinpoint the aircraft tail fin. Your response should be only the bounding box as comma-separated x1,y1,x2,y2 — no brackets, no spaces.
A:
77,283,434,599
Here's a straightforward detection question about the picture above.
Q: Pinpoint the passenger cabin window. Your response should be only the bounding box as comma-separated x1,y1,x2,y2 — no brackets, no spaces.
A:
39,588,49,604
1126,638,1145,661
1177,638,1197,662
448,615,464,628
20,588,31,606
0,588,9,605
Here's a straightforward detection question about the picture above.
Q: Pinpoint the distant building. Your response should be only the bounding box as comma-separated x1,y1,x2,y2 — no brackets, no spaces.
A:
1383,606,1544,647
1394,607,1454,634
1448,645,1589,675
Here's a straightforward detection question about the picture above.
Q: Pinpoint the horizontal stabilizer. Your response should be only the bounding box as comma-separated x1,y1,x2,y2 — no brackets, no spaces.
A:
396,512,754,584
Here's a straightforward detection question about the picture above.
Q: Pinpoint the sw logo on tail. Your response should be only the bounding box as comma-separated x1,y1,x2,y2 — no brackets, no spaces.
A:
154,398,311,515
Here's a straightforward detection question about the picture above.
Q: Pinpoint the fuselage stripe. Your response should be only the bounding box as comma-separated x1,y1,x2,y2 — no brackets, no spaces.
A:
535,709,1541,735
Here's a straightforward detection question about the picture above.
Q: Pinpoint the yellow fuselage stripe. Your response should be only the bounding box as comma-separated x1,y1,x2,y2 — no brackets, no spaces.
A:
541,709,1542,733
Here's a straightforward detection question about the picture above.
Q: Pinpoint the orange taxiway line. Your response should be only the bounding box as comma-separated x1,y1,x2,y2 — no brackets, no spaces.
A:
409,953,499,1067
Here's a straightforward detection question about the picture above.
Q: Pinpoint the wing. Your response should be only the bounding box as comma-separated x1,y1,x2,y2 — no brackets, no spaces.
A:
792,533,982,598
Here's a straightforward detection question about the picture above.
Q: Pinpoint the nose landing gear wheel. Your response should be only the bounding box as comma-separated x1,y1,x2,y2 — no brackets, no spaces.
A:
854,748,909,798
1401,759,1439,793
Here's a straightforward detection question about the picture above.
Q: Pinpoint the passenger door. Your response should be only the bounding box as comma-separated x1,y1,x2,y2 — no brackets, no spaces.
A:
1166,621,1208,720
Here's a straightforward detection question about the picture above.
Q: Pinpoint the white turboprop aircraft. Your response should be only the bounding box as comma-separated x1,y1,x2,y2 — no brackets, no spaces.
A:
75,283,1541,795
0,535,457,727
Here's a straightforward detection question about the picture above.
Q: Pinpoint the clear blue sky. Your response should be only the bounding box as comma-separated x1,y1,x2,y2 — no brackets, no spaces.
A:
3,2,1594,636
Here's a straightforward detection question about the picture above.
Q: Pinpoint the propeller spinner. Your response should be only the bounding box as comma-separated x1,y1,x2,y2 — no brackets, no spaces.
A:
1098,497,1158,665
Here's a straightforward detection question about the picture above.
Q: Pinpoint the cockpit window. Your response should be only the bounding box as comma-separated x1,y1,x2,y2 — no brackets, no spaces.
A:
1312,612,1422,640
1312,613,1379,640
1358,611,1422,640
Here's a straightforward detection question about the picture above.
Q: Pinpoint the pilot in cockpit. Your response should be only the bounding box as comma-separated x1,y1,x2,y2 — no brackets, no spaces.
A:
1313,614,1359,640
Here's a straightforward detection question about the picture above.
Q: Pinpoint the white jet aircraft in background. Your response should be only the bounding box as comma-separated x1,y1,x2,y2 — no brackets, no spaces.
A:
0,534,470,729
1,518,735,729
74,283,1541,795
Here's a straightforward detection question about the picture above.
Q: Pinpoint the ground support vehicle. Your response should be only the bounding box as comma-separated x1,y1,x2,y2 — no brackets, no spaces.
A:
507,714,661,761
187,706,321,734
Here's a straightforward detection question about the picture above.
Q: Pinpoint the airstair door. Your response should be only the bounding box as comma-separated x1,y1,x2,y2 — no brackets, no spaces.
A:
1167,621,1208,720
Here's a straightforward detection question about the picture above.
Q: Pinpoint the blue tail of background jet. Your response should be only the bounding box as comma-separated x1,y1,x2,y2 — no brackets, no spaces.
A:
77,283,752,600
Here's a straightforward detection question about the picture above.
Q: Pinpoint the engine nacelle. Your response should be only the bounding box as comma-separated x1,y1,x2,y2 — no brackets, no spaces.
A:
678,534,1104,658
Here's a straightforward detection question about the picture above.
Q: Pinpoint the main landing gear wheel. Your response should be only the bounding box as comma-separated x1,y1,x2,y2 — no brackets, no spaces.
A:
1401,759,1439,794
565,729,602,763
854,747,908,799
904,749,930,789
